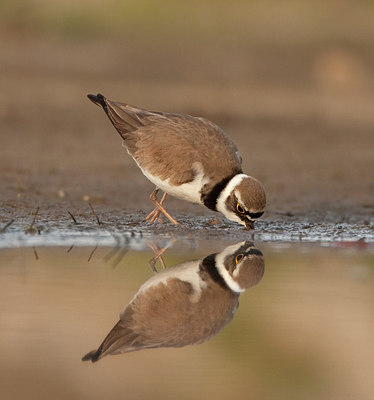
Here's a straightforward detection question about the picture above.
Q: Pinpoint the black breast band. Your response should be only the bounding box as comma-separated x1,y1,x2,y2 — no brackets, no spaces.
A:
201,173,240,211
200,253,228,290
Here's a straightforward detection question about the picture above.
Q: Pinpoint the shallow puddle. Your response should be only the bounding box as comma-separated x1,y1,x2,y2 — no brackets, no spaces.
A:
1,237,373,400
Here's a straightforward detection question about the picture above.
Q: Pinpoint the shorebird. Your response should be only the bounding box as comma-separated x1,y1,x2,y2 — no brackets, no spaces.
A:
82,241,265,362
88,94,266,229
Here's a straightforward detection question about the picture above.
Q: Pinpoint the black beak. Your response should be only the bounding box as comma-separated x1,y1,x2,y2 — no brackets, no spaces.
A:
244,219,255,230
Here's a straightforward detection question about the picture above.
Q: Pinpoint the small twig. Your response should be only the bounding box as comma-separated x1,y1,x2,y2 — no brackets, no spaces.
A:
111,248,129,269
88,203,102,225
0,219,15,233
87,245,98,262
68,211,78,224
67,244,74,253
33,246,39,260
31,207,40,225
25,207,40,234
104,246,121,262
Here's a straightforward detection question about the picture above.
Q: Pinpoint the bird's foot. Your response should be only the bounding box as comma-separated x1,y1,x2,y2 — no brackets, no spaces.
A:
144,207,163,224
145,189,182,226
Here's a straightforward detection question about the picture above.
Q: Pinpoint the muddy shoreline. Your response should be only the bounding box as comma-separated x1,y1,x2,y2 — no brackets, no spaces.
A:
1,205,373,248
1,36,373,246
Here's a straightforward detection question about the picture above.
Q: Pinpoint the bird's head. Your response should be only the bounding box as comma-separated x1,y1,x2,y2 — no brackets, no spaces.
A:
215,241,265,292
216,174,266,230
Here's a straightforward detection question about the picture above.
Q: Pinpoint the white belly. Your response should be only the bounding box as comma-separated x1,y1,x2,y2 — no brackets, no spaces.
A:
132,260,207,304
140,167,207,205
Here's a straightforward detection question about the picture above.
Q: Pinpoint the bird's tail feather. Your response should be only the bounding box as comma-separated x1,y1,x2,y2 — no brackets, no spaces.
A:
87,93,144,137
87,93,107,110
81,348,102,363
81,318,141,362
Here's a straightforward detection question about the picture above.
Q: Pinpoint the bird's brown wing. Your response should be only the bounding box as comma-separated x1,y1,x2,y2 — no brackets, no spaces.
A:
82,277,239,362
103,98,242,186
82,279,198,361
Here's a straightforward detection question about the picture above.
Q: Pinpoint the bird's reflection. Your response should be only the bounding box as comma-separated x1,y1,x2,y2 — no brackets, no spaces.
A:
82,241,265,362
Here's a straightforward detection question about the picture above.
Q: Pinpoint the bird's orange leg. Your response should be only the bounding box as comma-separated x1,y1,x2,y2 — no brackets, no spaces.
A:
144,189,180,226
144,191,167,223
148,243,169,272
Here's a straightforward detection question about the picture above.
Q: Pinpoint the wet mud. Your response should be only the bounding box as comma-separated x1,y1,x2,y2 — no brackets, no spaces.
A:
1,207,373,249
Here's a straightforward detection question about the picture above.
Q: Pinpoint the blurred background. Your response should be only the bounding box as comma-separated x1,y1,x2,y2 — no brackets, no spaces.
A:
1,0,374,220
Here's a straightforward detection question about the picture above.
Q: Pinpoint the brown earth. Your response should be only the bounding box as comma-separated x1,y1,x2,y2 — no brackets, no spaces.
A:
1,34,373,231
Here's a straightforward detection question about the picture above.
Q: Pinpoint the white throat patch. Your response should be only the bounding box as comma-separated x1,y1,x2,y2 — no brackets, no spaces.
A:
215,241,247,293
216,174,249,226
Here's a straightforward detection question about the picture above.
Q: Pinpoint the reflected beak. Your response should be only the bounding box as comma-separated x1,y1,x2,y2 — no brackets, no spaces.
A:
244,219,255,230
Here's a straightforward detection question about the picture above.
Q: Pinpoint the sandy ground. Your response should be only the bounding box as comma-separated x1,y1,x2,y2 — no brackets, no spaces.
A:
1,35,373,239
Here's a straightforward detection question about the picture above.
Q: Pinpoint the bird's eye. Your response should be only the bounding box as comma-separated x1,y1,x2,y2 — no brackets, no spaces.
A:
235,254,244,264
236,203,245,213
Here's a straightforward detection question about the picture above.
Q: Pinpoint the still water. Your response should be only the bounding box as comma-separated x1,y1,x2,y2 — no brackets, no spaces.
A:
1,238,373,400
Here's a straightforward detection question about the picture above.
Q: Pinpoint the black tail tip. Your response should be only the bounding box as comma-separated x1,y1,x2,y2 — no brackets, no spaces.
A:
82,349,101,363
87,93,106,107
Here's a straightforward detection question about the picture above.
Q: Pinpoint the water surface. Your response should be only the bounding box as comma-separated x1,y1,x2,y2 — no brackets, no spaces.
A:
1,237,373,400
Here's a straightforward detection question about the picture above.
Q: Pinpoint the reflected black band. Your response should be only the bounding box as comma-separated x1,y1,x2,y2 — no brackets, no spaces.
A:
200,253,228,289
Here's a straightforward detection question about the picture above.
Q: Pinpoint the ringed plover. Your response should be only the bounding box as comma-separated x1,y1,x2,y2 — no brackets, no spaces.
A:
82,241,264,362
87,94,266,229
